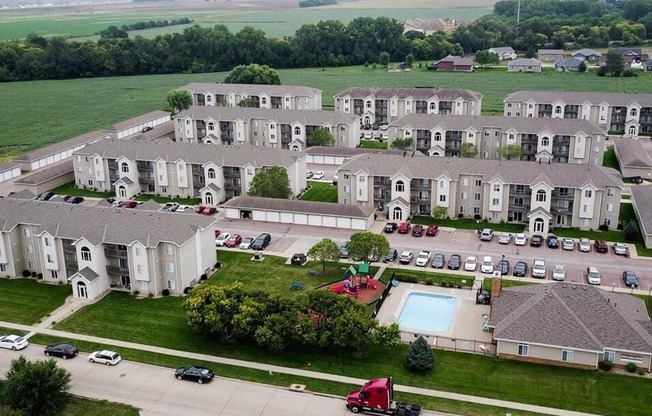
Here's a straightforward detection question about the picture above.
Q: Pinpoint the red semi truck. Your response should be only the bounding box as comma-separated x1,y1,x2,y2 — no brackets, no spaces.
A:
345,377,421,415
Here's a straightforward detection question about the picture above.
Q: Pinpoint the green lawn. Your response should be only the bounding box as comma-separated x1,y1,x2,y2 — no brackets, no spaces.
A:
51,181,115,199
380,268,476,288
358,140,388,149
410,215,525,233
0,327,27,337
300,181,338,203
0,279,70,325
133,194,202,205
482,278,534,291
602,146,620,171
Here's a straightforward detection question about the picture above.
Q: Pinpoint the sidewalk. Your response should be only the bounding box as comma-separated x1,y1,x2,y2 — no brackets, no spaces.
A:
0,320,600,416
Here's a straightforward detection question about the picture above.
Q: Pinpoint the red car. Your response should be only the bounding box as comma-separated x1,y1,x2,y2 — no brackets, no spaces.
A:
202,207,217,216
224,234,242,248
214,230,221,238
411,224,424,237
426,224,439,236
194,206,206,214
594,240,608,253
397,222,411,234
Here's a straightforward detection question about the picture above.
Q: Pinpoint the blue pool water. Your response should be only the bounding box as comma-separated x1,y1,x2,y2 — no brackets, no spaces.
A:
397,292,457,333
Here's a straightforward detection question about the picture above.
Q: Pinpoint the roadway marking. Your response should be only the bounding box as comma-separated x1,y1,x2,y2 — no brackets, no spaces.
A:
452,231,472,244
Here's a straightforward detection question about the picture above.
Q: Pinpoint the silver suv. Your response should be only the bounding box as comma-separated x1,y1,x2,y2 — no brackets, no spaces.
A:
480,229,494,241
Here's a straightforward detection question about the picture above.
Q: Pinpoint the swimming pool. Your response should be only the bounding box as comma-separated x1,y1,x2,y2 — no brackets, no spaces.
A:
397,292,457,333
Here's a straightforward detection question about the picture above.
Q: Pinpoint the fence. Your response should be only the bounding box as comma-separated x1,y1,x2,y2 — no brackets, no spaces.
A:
370,271,396,318
400,330,497,356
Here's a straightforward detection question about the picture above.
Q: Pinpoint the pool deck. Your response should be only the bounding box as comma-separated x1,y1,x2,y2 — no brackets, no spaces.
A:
376,283,493,347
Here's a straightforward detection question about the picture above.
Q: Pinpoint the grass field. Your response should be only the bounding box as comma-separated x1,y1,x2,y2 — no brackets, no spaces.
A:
602,146,620,171
52,181,115,199
0,279,70,325
3,66,651,152
358,139,388,149
300,180,338,203
411,215,526,233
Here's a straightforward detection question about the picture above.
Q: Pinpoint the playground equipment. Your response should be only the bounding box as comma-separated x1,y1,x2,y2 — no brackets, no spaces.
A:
330,265,379,298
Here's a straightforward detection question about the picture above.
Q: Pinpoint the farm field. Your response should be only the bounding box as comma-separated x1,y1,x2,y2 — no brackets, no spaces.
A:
2,66,652,152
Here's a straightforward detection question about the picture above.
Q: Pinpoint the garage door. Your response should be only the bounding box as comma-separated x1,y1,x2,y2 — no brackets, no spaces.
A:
322,216,336,227
266,211,280,222
313,155,324,164
308,215,322,226
335,157,346,165
352,219,367,230
225,208,240,219
252,210,266,221
324,156,335,164
336,217,351,228
294,213,308,225
280,212,294,223
307,155,315,164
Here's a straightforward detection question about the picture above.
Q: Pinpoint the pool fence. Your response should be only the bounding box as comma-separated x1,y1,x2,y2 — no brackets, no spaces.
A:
400,331,497,356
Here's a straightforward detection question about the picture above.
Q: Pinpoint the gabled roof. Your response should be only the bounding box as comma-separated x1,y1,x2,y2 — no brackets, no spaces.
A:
572,49,601,57
504,91,652,107
185,83,322,97
614,139,652,168
223,196,375,218
436,55,474,67
134,200,162,211
13,131,109,163
334,87,482,102
537,49,564,54
489,47,515,54
0,162,21,172
630,186,652,236
305,146,409,157
609,48,642,56
175,106,356,126
75,267,100,282
555,58,582,67
509,58,542,66
14,160,73,186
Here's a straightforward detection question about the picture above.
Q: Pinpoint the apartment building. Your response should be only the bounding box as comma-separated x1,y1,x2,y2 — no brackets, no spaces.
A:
503,91,652,138
389,114,606,164
174,106,359,150
333,87,482,126
73,139,307,205
186,83,322,110
337,153,622,234
0,198,217,299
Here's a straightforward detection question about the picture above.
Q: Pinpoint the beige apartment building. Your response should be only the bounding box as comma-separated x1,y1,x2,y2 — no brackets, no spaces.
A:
0,198,217,300
72,139,307,205
186,83,323,110
337,154,622,234
389,114,607,164
503,91,652,138
333,87,482,126
173,106,360,150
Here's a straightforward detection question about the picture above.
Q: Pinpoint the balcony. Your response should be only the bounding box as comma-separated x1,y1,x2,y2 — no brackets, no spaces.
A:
138,177,154,185
104,247,128,258
224,181,241,189
374,178,391,186
106,265,129,275
137,163,153,172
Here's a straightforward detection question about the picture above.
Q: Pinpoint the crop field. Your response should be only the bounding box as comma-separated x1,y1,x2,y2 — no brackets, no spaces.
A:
2,65,652,152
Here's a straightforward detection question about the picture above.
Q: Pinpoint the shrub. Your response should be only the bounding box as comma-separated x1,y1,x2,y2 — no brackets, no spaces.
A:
425,278,433,285
599,360,613,371
200,274,208,281
31,272,37,278
364,61,369,67
215,262,222,269
457,213,464,218
405,336,435,372
623,220,639,241
598,224,609,231
396,274,418,283
626,362,637,373
132,290,140,296
441,281,449,287
474,214,482,220
623,69,636,77
37,273,43,279
183,287,192,295
638,370,646,376
162,289,170,296
148,293,154,298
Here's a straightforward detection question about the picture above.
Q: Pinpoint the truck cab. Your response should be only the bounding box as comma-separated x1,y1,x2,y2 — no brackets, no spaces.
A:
346,377,420,415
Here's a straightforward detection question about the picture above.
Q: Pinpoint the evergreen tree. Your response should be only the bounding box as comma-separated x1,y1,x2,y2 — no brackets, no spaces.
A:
405,336,435,372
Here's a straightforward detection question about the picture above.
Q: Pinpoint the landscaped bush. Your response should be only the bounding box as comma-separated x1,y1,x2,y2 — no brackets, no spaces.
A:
598,224,609,231
21,270,30,278
425,278,433,285
132,290,139,296
183,287,192,295
599,360,613,371
626,362,637,373
396,274,419,283
200,274,208,281
405,336,435,372
162,289,170,296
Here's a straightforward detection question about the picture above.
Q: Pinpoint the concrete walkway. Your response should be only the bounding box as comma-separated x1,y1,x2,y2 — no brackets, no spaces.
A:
0,320,600,416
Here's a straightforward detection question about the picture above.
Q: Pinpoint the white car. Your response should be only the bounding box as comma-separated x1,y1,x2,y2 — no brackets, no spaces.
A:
532,259,546,278
498,233,512,245
552,265,566,281
514,233,527,246
464,256,478,271
0,335,29,351
239,237,255,249
215,232,231,247
89,350,122,366
399,251,414,264
562,238,575,251
586,266,601,285
480,256,494,274
313,171,325,180
614,242,628,256
415,250,431,267
578,238,591,252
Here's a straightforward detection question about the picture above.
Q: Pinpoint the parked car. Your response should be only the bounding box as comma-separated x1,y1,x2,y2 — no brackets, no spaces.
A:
514,233,527,246
479,229,494,241
89,350,122,366
141,126,153,132
68,196,84,204
44,343,78,359
162,202,179,212
562,238,574,251
578,238,591,252
367,247,380,263
202,207,217,216
397,222,411,234
411,224,424,237
431,253,445,269
339,243,349,258
530,234,544,247
398,251,414,264
118,200,138,209
630,176,643,184
313,171,325,180
586,266,602,285
194,206,206,214
36,191,54,201
552,265,566,281
214,230,221,238
291,253,307,265
215,232,231,247
498,233,512,245
425,224,439,236
175,365,214,384
614,242,628,256
239,237,255,250
0,335,28,351
306,171,314,179
464,256,478,271
224,234,242,248
251,233,272,250
497,259,510,275
546,234,559,249
384,248,398,263
622,271,639,288
62,195,72,202
383,222,398,233
447,254,461,270
513,261,528,277
480,256,494,274
594,240,608,253
415,250,431,267
532,259,546,278
332,175,338,185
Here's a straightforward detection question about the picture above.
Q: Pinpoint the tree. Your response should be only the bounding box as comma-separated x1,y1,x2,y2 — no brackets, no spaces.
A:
248,166,292,199
309,127,334,147
346,232,389,264
224,63,281,85
604,51,625,77
474,50,500,67
379,51,390,68
623,219,640,241
307,238,340,271
237,97,257,107
3,356,71,416
405,53,415,68
390,137,413,150
499,144,522,160
184,283,251,339
0,406,25,416
460,142,478,158
578,61,588,73
432,205,448,219
405,336,435,372
166,89,192,114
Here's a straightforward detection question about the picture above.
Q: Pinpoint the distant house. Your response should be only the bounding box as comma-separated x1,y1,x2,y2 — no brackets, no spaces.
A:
608,48,642,69
644,59,652,72
537,49,565,62
507,58,542,73
488,47,516,60
572,48,601,62
433,55,474,72
554,58,583,72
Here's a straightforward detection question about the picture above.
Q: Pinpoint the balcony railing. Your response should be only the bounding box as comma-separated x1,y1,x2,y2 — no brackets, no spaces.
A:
106,265,130,275
104,248,128,258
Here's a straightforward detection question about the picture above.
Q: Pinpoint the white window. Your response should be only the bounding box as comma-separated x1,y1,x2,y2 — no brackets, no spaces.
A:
517,344,529,356
44,238,51,247
459,206,466,214
47,254,54,263
492,198,499,206
121,162,129,173
395,181,405,192
27,261,35,269
583,205,588,213
585,190,592,198
460,192,468,200
439,195,446,202
207,168,216,179
167,280,176,290
358,189,363,197
359,176,365,183
474,193,481,201
25,244,33,254
606,188,614,196
475,179,482,187
536,190,546,202
80,247,91,261
462,178,468,186
165,262,174,272
139,281,148,291
473,206,480,214
580,218,589,227
541,137,550,146
605,203,613,212
561,350,573,363
23,228,31,237
493,184,500,192
0,264,6,272
343,185,350,193
164,245,173,255
50,270,58,279
137,265,143,274
439,180,445,188
604,351,615,362
135,247,141,256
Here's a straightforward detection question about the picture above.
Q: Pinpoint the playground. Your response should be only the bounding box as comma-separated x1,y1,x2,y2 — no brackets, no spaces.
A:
327,264,385,305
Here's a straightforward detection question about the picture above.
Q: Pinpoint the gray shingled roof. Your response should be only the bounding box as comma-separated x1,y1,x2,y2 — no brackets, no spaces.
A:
489,47,515,54
338,153,623,189
614,139,652,168
75,139,303,168
0,199,216,247
334,87,482,101
437,55,474,66
555,58,582,67
103,110,170,132
504,90,652,106
134,200,163,211
14,160,73,186
630,186,652,236
76,267,100,282
538,49,564,54
176,106,356,126
13,131,109,163
572,49,601,57
6,190,36,200
389,113,602,134
223,196,375,218
509,58,542,66
0,162,21,172
185,82,322,97
491,283,652,353
305,146,415,157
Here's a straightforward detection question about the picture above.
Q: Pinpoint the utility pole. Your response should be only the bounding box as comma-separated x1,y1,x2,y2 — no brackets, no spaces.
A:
517,0,521,23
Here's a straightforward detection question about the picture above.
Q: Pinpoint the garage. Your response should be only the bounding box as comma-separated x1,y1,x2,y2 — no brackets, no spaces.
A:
223,196,375,230
306,146,404,166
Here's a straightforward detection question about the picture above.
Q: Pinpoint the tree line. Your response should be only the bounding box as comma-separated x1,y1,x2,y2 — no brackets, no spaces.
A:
98,18,193,39
299,0,337,7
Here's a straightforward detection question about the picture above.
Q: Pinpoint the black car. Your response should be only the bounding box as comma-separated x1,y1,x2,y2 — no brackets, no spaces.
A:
431,253,445,269
384,248,398,263
175,365,214,384
513,261,528,277
141,126,153,133
68,196,84,204
630,176,643,184
251,233,271,250
339,243,349,259
44,343,78,359
36,191,54,201
546,234,559,249
384,222,398,233
447,254,461,270
497,260,510,276
291,253,306,265
530,234,543,247
622,271,639,288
